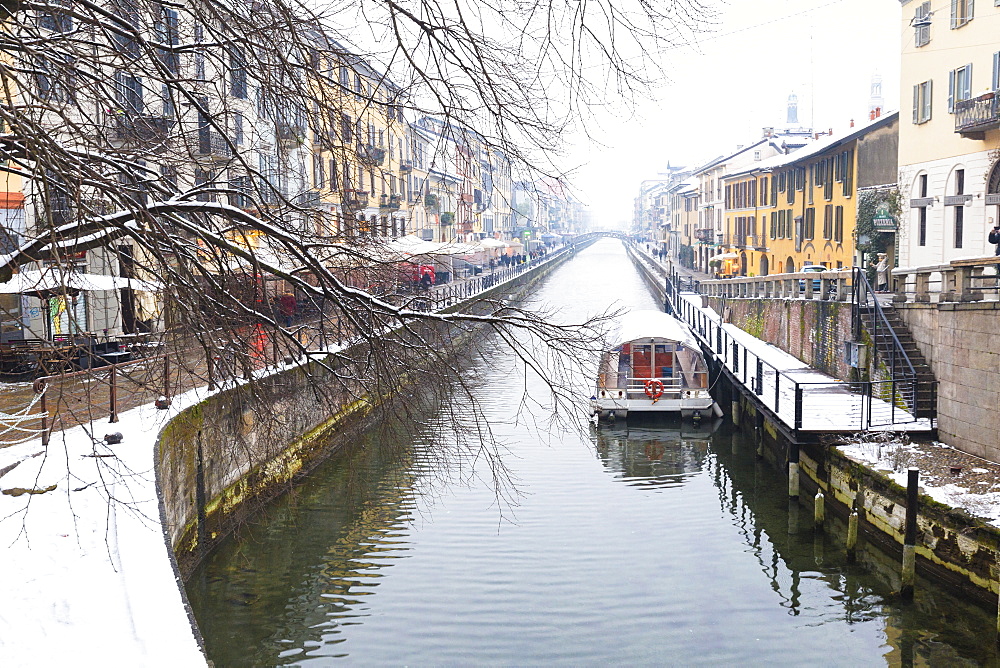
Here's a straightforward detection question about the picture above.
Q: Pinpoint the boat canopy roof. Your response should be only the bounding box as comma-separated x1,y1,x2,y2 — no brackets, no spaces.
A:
612,309,700,349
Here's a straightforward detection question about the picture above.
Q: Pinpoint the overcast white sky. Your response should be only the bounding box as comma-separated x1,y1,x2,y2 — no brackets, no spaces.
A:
566,0,903,228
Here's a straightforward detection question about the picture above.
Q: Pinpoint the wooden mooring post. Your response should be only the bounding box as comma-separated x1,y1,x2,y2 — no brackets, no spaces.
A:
901,467,919,600
995,555,1000,644
846,493,860,563
788,442,799,500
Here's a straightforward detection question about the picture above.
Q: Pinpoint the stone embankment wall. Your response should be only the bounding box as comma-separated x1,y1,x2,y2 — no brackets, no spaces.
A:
736,398,1000,603
704,296,854,381
157,360,370,577
155,250,580,579
895,301,1000,463
803,430,1000,602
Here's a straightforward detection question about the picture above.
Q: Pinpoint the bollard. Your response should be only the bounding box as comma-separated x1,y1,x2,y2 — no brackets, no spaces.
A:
39,388,48,447
846,510,859,563
901,467,919,600
109,363,119,423
811,489,824,530
163,355,171,399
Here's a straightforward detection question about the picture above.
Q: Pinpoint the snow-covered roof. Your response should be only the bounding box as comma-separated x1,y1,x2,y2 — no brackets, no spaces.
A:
725,111,899,180
613,309,699,349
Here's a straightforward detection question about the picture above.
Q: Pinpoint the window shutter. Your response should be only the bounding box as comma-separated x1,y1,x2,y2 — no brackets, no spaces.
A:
913,84,920,123
951,0,959,27
993,52,1000,90
964,63,973,101
925,80,933,121
948,69,955,112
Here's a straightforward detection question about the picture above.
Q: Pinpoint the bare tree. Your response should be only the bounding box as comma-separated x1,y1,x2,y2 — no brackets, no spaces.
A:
0,0,713,485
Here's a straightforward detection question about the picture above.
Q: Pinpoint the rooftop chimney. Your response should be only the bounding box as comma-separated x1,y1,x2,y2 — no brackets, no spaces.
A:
850,119,855,128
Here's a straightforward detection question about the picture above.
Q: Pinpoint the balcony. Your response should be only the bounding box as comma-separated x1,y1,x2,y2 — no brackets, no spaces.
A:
295,190,322,208
197,131,232,161
955,93,1000,139
276,120,306,146
358,144,386,166
399,160,413,173
379,193,402,211
693,228,716,244
110,114,173,145
341,189,369,210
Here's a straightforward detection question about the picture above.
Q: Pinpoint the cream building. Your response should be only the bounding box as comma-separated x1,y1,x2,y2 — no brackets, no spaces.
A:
898,0,1000,267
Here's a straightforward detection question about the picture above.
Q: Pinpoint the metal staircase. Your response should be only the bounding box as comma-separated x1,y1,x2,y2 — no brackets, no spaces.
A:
852,268,937,420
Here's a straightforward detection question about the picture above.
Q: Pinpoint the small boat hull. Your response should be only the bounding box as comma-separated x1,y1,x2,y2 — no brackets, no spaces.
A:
591,394,719,422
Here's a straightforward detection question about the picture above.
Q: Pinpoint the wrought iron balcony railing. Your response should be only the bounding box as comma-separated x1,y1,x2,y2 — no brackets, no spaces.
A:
358,144,386,166
197,130,232,160
955,93,1000,139
342,189,369,209
379,193,402,211
110,114,173,144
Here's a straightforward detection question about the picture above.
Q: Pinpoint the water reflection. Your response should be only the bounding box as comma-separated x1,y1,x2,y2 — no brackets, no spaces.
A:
591,419,720,489
186,425,423,665
187,240,1000,666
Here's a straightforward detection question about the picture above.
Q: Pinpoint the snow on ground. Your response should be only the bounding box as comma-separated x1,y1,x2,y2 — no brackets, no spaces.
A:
0,384,209,667
838,437,1000,528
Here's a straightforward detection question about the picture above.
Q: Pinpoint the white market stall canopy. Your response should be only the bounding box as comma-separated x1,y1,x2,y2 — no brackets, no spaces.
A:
0,269,163,297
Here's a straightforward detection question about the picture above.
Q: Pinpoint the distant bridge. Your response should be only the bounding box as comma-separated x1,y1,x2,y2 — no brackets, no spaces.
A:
574,230,628,242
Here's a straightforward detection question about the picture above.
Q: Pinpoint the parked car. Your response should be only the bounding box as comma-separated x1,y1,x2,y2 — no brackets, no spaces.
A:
799,264,827,291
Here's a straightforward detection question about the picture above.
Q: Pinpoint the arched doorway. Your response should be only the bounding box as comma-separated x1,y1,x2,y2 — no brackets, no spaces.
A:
987,161,1000,236
739,252,748,276
760,255,769,276
785,257,795,273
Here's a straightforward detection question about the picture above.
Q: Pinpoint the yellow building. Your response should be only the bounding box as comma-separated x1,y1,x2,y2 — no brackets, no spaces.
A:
307,49,408,238
721,112,898,276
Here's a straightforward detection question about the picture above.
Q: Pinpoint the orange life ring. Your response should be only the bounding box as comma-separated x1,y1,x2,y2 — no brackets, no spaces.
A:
644,379,664,400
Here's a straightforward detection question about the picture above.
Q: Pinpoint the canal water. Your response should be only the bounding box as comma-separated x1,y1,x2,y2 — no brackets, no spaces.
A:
187,239,999,666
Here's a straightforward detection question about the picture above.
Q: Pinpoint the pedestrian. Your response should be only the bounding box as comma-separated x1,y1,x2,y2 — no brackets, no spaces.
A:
989,218,1000,255
875,253,890,292
278,292,297,327
419,271,433,292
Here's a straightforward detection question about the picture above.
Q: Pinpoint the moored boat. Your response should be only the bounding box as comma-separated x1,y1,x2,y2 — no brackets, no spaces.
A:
591,309,721,423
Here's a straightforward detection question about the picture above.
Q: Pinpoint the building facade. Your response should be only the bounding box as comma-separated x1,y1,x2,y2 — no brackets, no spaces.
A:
898,0,1000,268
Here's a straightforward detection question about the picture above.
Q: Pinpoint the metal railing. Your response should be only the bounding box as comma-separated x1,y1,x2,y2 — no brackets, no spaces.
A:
954,94,1000,136
850,266,918,418
674,294,921,431
13,240,594,449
